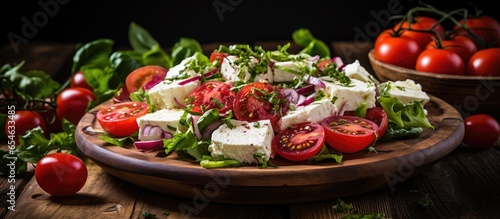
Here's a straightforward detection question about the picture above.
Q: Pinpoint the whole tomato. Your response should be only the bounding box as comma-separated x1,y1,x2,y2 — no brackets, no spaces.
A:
374,36,421,69
462,114,500,149
455,15,500,48
5,110,47,145
56,87,96,125
35,152,88,197
467,48,500,76
394,16,445,50
416,48,465,75
70,71,94,92
426,35,477,65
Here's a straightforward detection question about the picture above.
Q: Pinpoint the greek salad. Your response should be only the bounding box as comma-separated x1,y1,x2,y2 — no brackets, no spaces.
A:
97,43,434,168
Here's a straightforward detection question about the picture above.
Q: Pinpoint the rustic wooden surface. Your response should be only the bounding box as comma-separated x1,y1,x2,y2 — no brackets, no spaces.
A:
1,41,500,219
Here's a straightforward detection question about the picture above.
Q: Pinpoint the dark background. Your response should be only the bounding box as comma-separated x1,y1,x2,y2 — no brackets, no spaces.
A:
1,0,498,51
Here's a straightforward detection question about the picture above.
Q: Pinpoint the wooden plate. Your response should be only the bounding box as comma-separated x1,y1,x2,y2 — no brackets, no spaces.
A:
75,95,464,204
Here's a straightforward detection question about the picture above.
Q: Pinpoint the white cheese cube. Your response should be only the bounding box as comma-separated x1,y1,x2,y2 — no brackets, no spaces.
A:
148,80,200,110
381,79,430,105
220,55,273,83
270,59,313,83
136,109,186,141
208,119,274,164
320,78,376,111
165,55,200,80
278,99,338,131
343,60,377,83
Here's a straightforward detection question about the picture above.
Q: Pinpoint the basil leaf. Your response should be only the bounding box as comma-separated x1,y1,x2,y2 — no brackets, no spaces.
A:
171,37,203,66
142,44,172,68
2,61,60,99
72,39,114,74
109,50,143,83
128,22,159,54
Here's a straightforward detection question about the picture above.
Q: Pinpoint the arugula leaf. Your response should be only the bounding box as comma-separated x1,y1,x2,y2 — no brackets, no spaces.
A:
308,145,343,163
377,96,433,129
128,22,160,54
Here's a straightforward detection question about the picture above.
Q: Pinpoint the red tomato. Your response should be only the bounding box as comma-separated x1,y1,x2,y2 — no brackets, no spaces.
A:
374,29,396,49
455,15,500,47
70,71,94,92
374,36,421,69
125,65,168,93
343,107,388,138
96,101,149,137
394,16,445,50
271,122,325,162
426,35,477,65
187,81,235,114
5,110,47,145
467,48,500,76
462,114,500,149
112,85,132,104
56,87,96,125
233,82,287,131
321,116,379,153
317,59,333,69
35,153,87,197
209,52,228,65
415,48,466,75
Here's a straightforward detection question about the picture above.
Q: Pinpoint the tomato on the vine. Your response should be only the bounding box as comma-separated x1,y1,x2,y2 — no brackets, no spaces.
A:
271,122,325,162
187,81,235,114
467,48,500,76
462,114,500,149
455,15,500,47
321,116,379,153
6,110,47,145
35,153,88,197
96,101,149,137
374,36,421,69
70,71,94,92
426,35,477,65
56,87,96,125
416,48,466,75
394,16,445,50
233,82,287,131
125,65,168,93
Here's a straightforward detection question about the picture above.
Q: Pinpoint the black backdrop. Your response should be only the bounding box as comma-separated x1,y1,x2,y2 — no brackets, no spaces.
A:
1,0,497,50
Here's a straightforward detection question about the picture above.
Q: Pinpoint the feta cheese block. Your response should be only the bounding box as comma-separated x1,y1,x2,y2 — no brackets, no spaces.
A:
136,108,186,141
148,80,200,110
270,58,314,83
343,59,377,83
278,99,338,131
208,119,274,164
320,78,376,111
164,55,200,80
220,55,273,83
380,79,430,105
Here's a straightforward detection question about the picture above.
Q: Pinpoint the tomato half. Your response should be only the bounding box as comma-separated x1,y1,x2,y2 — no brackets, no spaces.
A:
96,101,149,137
209,52,228,65
125,65,168,93
187,81,235,114
56,87,97,125
321,116,378,153
416,48,466,75
6,110,47,145
70,71,94,92
345,107,389,138
467,48,500,76
35,153,88,197
233,82,287,131
374,36,421,69
271,122,325,161
462,114,500,149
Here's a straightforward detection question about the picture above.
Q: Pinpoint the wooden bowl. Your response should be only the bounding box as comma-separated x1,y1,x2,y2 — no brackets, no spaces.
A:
368,49,500,120
75,97,464,204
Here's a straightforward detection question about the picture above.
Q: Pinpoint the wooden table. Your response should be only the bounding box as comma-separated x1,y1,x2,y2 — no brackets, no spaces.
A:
1,41,500,219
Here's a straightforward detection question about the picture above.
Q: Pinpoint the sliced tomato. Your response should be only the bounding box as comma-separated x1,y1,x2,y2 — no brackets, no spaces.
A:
187,81,235,114
96,101,149,137
344,107,389,138
271,122,325,162
233,82,287,131
209,52,228,65
321,116,378,153
125,65,168,93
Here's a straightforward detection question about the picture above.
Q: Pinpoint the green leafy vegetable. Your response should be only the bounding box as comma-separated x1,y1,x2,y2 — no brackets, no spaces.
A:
128,22,160,54
379,123,423,141
199,155,242,168
308,145,343,163
1,61,60,99
292,28,331,58
71,39,114,74
171,37,203,66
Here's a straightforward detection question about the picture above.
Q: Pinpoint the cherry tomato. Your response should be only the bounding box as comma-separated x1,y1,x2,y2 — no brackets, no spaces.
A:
455,15,500,47
467,48,500,76
187,81,235,114
374,29,395,49
233,82,287,131
56,87,96,125
125,65,168,93
112,85,132,104
321,116,379,153
209,52,228,65
416,48,466,75
271,122,325,162
70,71,94,92
96,101,149,137
6,110,47,145
35,153,87,197
343,107,388,138
394,16,445,50
426,35,477,65
374,36,421,69
462,114,500,149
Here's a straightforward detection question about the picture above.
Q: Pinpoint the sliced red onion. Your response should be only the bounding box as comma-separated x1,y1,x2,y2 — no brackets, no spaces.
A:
332,56,344,69
338,102,349,116
174,97,186,108
297,93,315,106
178,68,219,86
281,88,299,105
296,95,306,106
141,125,173,140
295,85,314,95
308,55,320,62
201,120,224,140
143,74,164,90
303,75,325,88
191,116,202,140
134,139,164,152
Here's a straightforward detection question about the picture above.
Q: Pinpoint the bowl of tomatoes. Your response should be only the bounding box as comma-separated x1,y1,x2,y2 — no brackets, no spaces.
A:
368,4,500,120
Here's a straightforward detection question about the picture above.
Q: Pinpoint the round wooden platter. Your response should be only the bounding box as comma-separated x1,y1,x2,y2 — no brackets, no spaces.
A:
75,95,464,204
